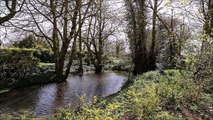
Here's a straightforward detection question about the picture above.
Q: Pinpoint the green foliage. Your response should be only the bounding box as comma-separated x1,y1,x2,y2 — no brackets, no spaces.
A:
157,72,197,108
13,35,49,49
0,111,35,120
0,48,54,63
0,70,209,119
33,49,54,63
53,70,211,120
13,35,38,48
0,48,39,89
110,56,132,71
152,111,182,120
0,48,55,90
0,48,38,66
1,70,211,119
0,48,36,64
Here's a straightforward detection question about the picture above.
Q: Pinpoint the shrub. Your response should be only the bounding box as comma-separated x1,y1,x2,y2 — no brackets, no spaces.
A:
0,48,40,88
152,111,180,120
33,49,54,63
13,35,37,48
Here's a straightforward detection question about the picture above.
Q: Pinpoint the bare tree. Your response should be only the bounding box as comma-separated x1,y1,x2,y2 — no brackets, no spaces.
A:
0,0,25,47
0,0,25,25
84,0,118,73
8,0,93,80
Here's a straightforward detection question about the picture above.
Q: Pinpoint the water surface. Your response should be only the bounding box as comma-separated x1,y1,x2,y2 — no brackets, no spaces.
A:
0,72,126,116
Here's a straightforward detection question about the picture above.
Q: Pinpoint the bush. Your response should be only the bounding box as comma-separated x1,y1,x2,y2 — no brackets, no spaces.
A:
0,48,55,89
12,35,54,63
0,48,39,89
33,49,54,63
13,35,37,48
0,48,54,63
0,48,35,64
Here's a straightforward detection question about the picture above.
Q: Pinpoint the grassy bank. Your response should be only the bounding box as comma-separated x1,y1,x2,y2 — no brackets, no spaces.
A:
54,70,212,120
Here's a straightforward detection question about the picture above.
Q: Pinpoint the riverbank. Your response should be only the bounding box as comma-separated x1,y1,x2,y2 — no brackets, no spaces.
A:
53,70,212,120
0,70,212,119
0,47,128,91
0,72,127,118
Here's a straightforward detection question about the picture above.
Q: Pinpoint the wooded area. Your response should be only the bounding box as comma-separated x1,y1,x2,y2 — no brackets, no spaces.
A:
0,0,212,119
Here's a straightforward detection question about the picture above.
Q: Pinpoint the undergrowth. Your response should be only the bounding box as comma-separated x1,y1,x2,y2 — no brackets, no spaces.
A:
54,70,212,120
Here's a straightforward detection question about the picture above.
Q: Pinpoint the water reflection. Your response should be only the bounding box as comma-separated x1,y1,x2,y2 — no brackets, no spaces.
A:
0,72,126,116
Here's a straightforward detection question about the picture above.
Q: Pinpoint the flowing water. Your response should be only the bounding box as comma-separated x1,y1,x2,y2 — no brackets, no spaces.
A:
0,72,126,116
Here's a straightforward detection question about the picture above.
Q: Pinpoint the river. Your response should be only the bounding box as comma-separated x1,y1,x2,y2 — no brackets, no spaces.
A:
0,72,126,116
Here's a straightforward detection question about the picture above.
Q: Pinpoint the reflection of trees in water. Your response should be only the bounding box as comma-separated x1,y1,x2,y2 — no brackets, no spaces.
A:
83,74,105,103
93,75,105,98
34,84,57,115
0,72,126,116
53,82,68,108
0,88,40,113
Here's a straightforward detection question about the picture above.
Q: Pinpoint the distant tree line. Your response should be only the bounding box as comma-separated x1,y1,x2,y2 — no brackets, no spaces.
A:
0,0,212,81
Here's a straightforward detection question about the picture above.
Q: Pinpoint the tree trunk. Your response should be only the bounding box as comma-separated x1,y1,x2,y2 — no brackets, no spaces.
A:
78,11,83,75
133,0,149,75
57,0,80,81
95,64,102,73
148,0,158,70
116,44,120,58
211,1,213,38
50,0,62,79
78,36,83,75
207,0,213,37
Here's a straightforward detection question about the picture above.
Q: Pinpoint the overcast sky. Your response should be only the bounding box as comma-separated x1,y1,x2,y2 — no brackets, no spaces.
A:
0,0,205,48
